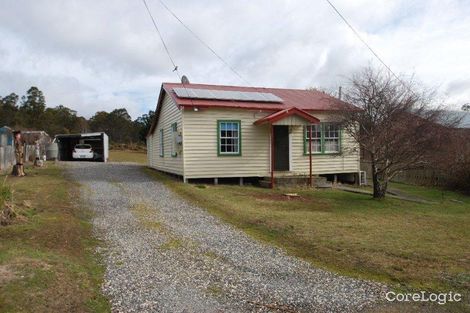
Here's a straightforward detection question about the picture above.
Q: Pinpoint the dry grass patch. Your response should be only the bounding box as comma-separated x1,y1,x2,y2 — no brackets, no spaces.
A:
130,201,195,252
109,150,147,164
130,202,164,231
0,164,110,313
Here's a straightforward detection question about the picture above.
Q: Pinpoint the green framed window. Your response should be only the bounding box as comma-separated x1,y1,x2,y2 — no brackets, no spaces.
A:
304,123,341,154
159,129,164,157
304,124,322,153
217,120,241,156
171,122,177,157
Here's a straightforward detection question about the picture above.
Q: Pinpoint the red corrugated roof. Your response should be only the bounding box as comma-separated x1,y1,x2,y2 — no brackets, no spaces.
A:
162,82,355,111
148,83,356,136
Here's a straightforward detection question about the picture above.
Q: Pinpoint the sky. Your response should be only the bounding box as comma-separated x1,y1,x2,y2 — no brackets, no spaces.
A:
0,0,469,119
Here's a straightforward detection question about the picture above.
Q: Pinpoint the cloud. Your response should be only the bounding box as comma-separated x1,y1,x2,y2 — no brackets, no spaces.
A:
0,0,469,118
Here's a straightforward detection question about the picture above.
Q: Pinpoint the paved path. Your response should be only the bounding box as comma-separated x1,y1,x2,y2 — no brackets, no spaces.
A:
67,162,386,313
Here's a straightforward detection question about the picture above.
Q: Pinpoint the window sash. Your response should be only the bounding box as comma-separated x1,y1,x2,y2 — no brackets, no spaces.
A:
305,124,322,153
305,123,341,154
218,121,241,155
323,123,340,153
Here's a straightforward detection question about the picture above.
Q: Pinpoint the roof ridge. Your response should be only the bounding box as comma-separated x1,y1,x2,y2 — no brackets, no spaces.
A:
162,82,322,93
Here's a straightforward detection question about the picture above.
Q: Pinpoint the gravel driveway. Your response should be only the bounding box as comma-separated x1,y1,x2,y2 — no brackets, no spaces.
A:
66,162,387,313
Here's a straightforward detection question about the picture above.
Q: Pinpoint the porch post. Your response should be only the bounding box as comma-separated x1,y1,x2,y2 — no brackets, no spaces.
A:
270,124,275,189
309,125,313,187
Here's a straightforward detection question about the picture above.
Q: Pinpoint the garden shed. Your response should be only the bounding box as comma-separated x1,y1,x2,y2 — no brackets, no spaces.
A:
22,131,52,162
0,126,14,172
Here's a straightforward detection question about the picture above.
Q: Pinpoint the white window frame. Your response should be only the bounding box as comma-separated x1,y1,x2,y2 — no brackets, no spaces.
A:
218,120,241,156
324,123,340,153
305,124,322,154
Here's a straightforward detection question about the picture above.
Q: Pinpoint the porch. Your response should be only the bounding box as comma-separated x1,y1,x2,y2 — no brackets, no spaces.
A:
254,107,320,188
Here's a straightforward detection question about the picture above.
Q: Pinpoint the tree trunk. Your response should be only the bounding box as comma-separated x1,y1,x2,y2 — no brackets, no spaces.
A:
371,162,388,199
372,176,387,199
11,165,20,176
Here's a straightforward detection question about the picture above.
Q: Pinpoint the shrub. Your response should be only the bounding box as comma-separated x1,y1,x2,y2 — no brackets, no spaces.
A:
446,165,470,195
0,184,11,207
0,184,14,226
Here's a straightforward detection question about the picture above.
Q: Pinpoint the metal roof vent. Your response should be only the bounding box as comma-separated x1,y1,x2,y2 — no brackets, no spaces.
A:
181,75,190,84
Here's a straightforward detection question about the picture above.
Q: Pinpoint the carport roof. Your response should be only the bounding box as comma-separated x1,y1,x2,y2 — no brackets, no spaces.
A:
55,132,106,138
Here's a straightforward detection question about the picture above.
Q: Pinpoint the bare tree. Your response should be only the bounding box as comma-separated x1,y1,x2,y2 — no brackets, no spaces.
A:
341,67,455,198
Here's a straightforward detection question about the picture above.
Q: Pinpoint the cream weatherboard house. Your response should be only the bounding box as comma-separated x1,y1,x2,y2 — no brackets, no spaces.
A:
147,83,361,187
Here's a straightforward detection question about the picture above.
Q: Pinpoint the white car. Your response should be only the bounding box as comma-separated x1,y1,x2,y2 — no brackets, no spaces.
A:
72,144,94,160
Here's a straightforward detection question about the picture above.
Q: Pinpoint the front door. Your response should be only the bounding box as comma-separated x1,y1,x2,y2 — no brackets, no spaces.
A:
273,126,289,171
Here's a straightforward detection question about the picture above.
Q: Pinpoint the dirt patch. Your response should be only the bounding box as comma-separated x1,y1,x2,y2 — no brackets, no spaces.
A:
12,257,52,271
252,193,310,202
0,265,17,286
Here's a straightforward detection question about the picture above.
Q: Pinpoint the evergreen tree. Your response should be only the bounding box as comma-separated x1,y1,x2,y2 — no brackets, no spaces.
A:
18,87,46,129
0,93,19,127
134,110,155,142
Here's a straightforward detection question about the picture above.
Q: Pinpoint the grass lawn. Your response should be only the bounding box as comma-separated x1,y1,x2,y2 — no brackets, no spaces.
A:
109,149,147,164
0,165,110,313
145,169,470,311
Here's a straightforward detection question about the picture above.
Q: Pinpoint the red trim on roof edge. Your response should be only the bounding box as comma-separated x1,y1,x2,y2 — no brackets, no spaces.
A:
148,82,358,137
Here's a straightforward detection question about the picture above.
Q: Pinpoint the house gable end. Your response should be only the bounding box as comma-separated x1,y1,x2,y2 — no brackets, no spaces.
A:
147,85,180,137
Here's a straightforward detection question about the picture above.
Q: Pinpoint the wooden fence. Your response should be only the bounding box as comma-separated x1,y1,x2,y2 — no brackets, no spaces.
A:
361,162,448,186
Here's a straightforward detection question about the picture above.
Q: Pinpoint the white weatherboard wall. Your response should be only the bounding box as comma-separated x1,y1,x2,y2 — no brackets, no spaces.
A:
291,112,360,174
148,99,360,179
182,108,271,179
182,108,359,179
147,93,184,175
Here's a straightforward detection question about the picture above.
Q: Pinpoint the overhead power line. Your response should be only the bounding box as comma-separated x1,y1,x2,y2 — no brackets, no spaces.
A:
141,0,196,107
156,0,251,86
324,0,403,83
141,0,179,75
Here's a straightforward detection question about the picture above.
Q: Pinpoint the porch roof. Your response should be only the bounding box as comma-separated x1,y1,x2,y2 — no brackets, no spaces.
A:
253,107,320,125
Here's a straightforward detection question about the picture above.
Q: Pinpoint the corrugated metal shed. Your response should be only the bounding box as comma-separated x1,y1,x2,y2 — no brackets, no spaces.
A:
0,126,14,172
